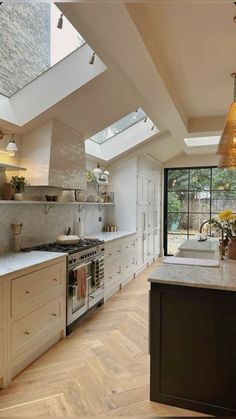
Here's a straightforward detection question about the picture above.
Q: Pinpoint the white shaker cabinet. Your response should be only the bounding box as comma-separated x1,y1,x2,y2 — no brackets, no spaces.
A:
0,256,66,388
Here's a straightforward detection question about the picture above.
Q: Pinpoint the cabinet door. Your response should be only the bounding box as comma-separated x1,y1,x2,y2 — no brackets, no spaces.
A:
0,283,4,326
137,175,143,205
142,177,149,205
137,206,147,232
147,232,154,262
153,229,160,257
148,179,155,206
0,329,4,371
147,206,154,231
136,234,144,269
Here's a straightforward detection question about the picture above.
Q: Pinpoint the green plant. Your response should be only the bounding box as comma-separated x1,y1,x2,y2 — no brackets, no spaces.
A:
168,193,182,230
10,176,27,193
86,170,97,184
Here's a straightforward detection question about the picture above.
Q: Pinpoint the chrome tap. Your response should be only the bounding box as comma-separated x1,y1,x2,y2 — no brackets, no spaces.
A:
199,219,224,260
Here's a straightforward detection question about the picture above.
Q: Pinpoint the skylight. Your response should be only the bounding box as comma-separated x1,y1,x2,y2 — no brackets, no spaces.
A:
89,108,146,144
0,2,85,97
184,136,220,147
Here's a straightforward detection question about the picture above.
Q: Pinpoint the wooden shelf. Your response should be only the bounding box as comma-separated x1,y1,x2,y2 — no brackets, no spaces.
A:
0,162,27,171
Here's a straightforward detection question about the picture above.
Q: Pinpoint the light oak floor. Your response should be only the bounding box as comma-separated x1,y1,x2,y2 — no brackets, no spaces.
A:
0,260,202,417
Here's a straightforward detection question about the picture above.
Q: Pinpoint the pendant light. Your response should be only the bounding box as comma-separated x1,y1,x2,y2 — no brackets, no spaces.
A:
217,72,236,167
6,133,17,152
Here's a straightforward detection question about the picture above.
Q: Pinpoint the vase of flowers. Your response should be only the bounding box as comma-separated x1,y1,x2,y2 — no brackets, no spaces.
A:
209,209,236,260
10,176,27,201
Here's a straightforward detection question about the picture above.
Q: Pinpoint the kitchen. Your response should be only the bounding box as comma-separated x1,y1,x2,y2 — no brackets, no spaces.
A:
0,0,236,417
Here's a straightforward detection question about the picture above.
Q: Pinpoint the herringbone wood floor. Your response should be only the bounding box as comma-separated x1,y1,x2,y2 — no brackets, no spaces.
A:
0,260,203,417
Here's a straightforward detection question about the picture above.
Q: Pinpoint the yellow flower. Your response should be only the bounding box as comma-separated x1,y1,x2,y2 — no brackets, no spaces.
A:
218,209,234,221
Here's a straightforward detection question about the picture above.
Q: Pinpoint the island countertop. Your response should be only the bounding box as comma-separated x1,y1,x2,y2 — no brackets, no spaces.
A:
148,259,236,291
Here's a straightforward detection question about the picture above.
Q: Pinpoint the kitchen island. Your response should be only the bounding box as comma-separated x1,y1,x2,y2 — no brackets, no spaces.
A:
148,258,236,416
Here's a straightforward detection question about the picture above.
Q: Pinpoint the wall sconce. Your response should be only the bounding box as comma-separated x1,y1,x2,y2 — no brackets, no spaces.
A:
0,128,18,155
57,13,63,29
89,52,96,65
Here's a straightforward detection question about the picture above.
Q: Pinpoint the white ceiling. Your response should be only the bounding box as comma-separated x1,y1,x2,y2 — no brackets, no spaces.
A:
1,0,235,163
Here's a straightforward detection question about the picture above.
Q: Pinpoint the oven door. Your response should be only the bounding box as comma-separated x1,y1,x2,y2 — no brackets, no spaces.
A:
67,261,92,325
89,256,104,309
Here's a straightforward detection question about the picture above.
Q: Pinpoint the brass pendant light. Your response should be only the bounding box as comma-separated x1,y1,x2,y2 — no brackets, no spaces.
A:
217,73,236,168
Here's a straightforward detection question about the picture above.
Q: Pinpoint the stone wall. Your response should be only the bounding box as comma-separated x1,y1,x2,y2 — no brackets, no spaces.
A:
0,2,50,96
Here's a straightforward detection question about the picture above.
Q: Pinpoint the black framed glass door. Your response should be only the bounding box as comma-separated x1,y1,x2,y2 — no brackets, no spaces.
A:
164,167,236,255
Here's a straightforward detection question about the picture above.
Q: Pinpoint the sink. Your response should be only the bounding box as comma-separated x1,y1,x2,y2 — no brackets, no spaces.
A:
175,250,216,259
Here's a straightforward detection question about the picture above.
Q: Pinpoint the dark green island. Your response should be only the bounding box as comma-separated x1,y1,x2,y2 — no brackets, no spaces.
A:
148,258,236,416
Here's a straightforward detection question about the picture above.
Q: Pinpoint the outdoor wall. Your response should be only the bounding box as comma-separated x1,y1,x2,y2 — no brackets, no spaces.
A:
0,2,50,96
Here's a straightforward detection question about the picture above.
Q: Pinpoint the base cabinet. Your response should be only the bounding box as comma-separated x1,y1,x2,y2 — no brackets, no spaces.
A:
0,257,66,388
150,282,236,416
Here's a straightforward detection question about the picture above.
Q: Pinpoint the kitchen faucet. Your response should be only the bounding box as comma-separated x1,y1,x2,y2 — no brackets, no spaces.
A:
199,220,225,260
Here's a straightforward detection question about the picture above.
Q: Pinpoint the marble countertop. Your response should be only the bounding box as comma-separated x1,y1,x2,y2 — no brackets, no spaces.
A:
148,259,236,291
179,238,218,253
85,231,136,242
0,251,67,278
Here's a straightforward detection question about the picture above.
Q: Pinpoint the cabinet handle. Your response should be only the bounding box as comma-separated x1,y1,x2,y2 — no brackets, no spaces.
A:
24,331,30,335
90,295,95,299
109,253,113,256
53,278,58,282
126,265,129,268
25,290,31,294
109,276,113,279
51,313,57,317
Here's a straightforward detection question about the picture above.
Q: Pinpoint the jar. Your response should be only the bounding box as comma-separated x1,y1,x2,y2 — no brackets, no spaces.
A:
1,183,14,200
227,237,236,260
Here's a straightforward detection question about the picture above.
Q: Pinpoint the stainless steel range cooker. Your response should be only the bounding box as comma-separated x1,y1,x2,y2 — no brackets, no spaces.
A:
29,238,105,334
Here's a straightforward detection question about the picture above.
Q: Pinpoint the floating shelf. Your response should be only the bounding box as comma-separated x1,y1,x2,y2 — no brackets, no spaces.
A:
0,201,114,205
0,162,27,171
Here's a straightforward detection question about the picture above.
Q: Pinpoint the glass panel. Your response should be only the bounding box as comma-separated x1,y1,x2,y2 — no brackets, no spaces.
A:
190,168,211,191
168,169,188,191
189,191,210,212
89,108,146,144
0,3,85,97
167,213,188,234
167,234,188,255
212,168,236,191
212,191,236,213
189,213,211,235
168,192,188,212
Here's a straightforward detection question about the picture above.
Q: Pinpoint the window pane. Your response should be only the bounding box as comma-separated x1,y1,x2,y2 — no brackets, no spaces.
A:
189,191,210,212
211,191,236,212
168,192,188,212
167,213,188,234
212,168,236,191
168,169,189,191
189,213,211,235
167,234,188,255
190,168,211,191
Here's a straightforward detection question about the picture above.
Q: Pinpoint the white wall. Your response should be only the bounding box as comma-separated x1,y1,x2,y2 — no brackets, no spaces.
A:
164,153,219,168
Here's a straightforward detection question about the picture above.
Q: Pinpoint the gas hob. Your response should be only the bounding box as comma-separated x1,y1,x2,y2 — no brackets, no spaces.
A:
26,238,104,255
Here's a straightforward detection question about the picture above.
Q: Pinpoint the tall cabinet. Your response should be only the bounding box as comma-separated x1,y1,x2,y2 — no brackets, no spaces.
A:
107,155,161,272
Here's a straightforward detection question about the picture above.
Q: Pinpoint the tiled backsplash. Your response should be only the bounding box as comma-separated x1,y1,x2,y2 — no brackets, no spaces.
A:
0,203,107,253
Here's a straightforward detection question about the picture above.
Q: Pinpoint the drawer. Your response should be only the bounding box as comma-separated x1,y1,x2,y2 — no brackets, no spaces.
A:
123,237,136,252
105,264,122,289
105,242,122,260
0,284,4,325
0,329,4,370
12,262,66,318
11,296,65,360
124,256,136,280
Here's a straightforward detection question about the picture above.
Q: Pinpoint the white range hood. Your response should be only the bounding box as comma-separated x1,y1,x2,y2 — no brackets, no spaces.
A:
20,119,86,190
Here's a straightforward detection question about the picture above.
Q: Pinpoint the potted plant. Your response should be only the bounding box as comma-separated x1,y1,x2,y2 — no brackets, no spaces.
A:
10,176,27,200
208,209,236,259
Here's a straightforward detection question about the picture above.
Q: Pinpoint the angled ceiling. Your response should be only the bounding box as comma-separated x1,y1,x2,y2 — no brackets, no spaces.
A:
0,1,235,163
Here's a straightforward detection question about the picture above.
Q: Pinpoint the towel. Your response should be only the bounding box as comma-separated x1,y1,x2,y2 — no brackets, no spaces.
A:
74,265,87,299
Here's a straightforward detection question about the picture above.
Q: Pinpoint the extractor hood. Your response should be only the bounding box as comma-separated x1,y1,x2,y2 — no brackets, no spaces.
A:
20,119,86,190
